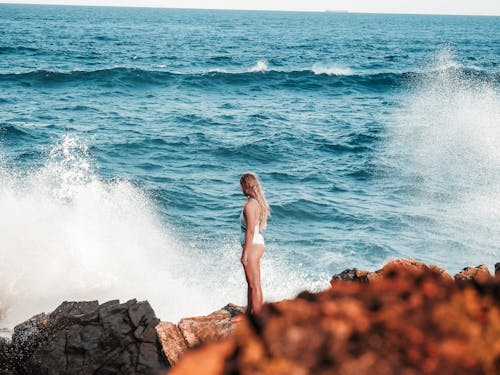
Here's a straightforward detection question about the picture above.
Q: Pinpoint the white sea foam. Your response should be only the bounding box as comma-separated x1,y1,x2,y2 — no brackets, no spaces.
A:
0,136,215,327
0,135,324,329
387,49,500,268
248,59,269,72
312,62,353,76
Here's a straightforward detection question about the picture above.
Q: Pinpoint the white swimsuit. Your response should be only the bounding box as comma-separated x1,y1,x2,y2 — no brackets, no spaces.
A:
240,200,265,246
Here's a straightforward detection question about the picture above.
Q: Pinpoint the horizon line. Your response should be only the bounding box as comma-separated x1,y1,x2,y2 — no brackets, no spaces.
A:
1,2,499,17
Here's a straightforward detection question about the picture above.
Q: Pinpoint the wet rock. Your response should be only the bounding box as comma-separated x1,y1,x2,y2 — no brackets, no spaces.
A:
3,299,167,374
156,304,244,366
454,265,492,283
170,263,500,375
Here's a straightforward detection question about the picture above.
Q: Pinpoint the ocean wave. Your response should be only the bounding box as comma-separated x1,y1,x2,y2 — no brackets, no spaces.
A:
0,135,236,327
312,63,353,76
0,45,38,54
0,66,496,91
248,59,269,72
0,125,28,137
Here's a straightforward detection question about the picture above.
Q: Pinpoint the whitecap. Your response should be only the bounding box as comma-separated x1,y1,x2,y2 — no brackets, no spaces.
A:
312,62,353,76
248,59,269,72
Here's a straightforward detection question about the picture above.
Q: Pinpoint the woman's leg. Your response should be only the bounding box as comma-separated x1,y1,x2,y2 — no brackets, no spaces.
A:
243,244,265,315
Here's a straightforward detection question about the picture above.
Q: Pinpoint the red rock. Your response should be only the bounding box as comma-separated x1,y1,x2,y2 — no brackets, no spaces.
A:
331,258,454,288
454,265,492,283
170,261,500,375
156,304,244,366
155,322,188,366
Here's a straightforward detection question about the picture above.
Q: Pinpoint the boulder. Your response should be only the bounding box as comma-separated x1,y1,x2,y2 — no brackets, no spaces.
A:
331,258,453,287
156,304,244,366
454,265,492,283
330,268,370,284
3,299,167,374
170,263,500,375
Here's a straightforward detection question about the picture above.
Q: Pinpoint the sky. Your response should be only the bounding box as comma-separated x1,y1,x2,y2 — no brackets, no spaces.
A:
1,0,500,16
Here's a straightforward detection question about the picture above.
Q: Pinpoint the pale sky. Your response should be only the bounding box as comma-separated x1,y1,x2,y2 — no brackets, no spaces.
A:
1,0,500,16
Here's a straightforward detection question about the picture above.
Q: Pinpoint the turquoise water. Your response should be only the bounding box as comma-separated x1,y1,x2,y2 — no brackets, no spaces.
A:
0,4,499,324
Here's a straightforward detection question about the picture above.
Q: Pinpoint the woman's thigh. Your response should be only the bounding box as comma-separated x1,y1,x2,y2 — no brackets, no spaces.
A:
247,244,265,263
244,244,265,283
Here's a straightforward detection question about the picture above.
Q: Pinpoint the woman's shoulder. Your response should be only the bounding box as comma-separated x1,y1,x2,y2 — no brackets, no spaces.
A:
246,197,259,206
245,197,261,212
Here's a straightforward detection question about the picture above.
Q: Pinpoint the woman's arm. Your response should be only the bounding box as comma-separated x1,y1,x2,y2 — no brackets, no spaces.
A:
241,199,260,265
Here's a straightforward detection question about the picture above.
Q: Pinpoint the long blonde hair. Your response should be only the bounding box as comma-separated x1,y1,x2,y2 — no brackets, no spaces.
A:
240,172,270,230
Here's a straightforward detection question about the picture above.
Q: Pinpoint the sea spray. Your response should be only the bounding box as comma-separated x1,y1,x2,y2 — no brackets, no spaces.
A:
248,59,269,72
385,48,500,267
0,135,329,329
0,136,216,328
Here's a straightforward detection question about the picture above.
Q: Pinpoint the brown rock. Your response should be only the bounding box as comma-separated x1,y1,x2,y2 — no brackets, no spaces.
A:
170,261,500,375
454,265,492,283
157,304,244,366
170,339,236,375
378,258,453,281
156,322,188,366
331,258,453,287
179,309,232,348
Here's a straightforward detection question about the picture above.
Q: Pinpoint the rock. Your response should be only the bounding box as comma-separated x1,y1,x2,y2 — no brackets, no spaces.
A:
331,258,453,287
454,265,492,283
495,262,500,278
378,258,453,281
331,268,370,284
156,322,188,366
3,299,168,374
156,304,244,366
170,263,500,375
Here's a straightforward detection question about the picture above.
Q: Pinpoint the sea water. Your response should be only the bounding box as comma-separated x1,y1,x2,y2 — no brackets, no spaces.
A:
0,4,499,327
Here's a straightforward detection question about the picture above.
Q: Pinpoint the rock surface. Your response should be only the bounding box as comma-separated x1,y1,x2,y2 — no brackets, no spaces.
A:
331,258,454,286
1,299,167,374
170,260,500,375
454,265,492,283
156,304,244,366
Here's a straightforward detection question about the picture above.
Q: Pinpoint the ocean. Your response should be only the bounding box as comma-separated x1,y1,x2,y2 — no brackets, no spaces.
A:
0,4,499,327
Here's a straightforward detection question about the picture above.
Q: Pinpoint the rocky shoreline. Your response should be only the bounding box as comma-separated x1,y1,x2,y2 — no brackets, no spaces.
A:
1,259,499,374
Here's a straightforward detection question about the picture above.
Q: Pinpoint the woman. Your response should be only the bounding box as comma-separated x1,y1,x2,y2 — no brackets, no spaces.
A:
239,172,270,316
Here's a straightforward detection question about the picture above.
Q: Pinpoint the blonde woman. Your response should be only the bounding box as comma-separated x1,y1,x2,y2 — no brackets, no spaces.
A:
239,172,270,316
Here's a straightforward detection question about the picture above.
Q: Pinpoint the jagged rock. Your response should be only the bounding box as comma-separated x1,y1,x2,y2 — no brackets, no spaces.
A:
156,322,188,366
378,258,453,281
2,299,167,374
454,265,492,283
331,268,370,283
156,304,244,366
331,258,453,287
170,263,500,375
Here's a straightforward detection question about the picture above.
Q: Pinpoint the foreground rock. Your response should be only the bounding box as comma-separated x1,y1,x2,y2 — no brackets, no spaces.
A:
1,299,167,374
170,260,500,375
156,304,244,365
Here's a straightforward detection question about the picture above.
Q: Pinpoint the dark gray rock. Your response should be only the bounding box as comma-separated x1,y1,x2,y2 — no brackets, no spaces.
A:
331,268,369,283
2,300,168,374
